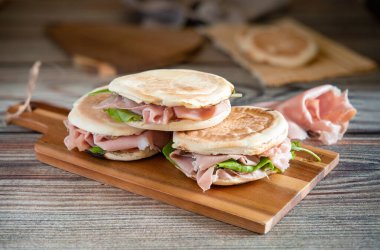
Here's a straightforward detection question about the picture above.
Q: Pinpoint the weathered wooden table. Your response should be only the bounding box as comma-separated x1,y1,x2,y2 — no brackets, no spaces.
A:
1,0,379,248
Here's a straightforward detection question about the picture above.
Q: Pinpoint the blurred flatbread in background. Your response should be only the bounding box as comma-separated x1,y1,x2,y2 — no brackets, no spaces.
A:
237,24,318,68
205,18,377,86
47,22,204,76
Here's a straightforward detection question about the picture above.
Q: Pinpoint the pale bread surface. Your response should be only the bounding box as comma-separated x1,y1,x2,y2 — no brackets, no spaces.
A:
108,69,234,108
213,170,272,186
238,25,318,68
189,169,270,186
171,163,270,187
104,148,158,161
68,86,145,136
212,174,266,186
127,101,231,131
173,106,288,155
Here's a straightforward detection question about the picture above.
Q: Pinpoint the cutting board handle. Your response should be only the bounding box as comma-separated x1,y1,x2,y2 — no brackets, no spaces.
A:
6,101,69,134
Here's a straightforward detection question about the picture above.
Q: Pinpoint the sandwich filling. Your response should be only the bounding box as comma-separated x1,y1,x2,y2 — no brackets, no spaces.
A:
163,139,320,191
91,90,230,124
64,120,171,155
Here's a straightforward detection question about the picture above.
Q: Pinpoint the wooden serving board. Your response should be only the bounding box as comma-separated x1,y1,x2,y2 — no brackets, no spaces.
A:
47,22,204,76
7,101,339,234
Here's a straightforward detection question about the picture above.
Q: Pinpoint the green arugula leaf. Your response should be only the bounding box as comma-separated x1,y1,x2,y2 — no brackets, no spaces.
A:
231,93,243,98
88,88,112,96
291,150,296,160
291,141,321,162
162,141,176,165
105,108,142,122
231,89,242,98
216,157,282,173
88,146,106,155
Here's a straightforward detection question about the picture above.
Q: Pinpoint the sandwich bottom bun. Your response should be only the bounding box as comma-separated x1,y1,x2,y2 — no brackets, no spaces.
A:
208,170,272,186
126,102,231,131
173,106,288,155
182,168,272,187
212,176,264,186
103,148,159,161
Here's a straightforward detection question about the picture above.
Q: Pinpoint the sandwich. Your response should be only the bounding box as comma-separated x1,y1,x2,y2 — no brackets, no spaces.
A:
237,24,318,68
64,87,171,161
163,106,320,191
91,69,235,131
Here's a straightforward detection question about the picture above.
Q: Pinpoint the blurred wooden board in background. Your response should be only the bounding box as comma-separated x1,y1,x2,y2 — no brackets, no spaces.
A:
8,101,339,234
205,18,377,86
47,22,204,76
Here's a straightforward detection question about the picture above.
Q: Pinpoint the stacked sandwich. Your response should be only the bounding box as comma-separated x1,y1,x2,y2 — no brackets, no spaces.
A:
64,69,319,191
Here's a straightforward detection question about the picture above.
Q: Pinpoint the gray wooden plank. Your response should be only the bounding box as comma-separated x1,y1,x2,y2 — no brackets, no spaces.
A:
0,39,69,64
0,0,125,23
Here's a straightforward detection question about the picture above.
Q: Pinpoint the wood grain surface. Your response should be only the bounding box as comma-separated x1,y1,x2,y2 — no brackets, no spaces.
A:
7,102,339,234
1,0,380,249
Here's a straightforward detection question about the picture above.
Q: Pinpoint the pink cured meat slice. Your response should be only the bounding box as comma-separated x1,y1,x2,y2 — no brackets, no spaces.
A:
64,120,171,152
95,95,230,124
255,85,357,145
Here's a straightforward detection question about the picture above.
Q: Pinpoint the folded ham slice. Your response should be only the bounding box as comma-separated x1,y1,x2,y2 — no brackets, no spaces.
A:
255,85,357,145
64,120,171,152
95,94,230,124
64,120,94,151
170,138,291,191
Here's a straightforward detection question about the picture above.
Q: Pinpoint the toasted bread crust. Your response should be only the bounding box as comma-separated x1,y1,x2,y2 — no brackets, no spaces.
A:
173,106,288,155
104,148,159,161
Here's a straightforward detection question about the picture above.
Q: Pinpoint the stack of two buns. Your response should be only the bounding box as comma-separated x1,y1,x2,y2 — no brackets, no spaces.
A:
65,69,290,191
65,69,233,161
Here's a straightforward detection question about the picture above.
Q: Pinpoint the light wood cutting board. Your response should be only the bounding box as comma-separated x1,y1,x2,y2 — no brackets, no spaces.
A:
7,101,339,234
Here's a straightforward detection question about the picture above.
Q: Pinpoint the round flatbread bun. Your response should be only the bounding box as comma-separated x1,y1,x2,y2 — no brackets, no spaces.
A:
104,148,159,161
108,69,234,108
68,87,161,161
126,100,231,131
212,171,268,186
237,24,318,68
173,106,288,155
68,86,145,137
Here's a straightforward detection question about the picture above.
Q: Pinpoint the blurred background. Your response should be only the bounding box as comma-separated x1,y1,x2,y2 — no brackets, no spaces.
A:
0,0,379,108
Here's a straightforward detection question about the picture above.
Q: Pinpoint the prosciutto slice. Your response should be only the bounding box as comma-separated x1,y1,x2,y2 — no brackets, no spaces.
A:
64,120,94,151
95,94,229,124
64,120,171,152
255,85,357,145
170,138,291,191
261,138,292,172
